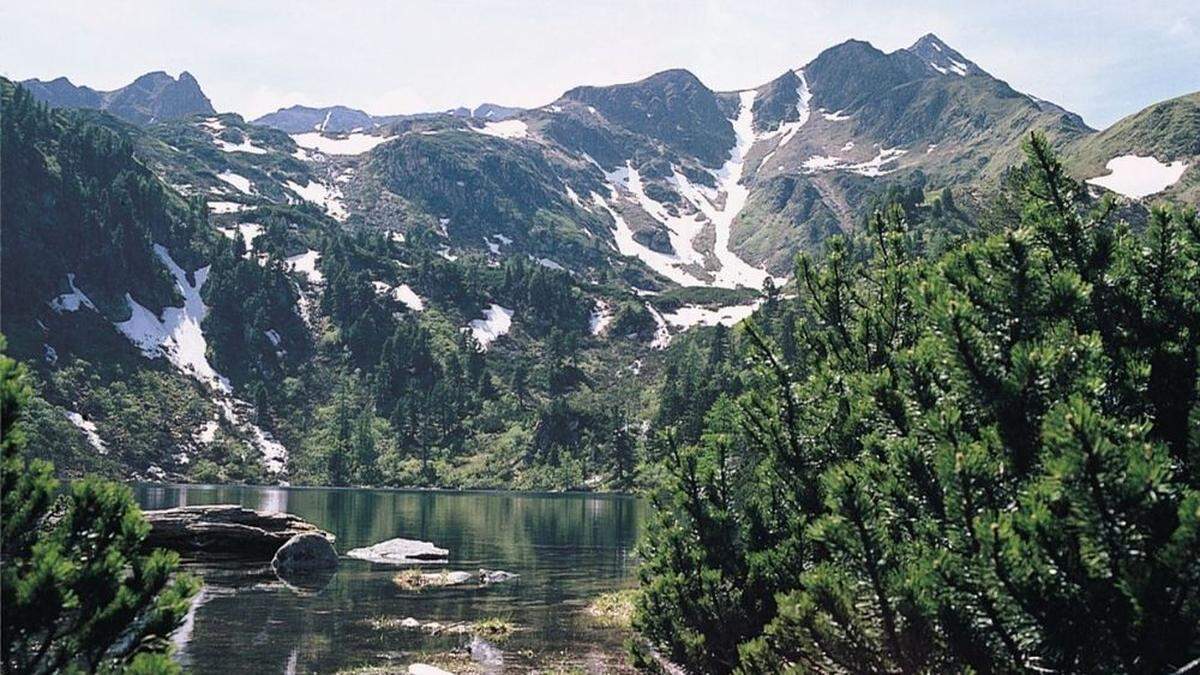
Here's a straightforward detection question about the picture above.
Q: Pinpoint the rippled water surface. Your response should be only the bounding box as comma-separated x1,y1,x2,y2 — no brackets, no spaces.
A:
133,484,646,674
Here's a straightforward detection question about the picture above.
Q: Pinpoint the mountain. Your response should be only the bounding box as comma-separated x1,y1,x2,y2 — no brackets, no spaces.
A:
1067,91,1200,202
20,71,215,125
3,33,1197,490
253,104,384,134
252,102,523,133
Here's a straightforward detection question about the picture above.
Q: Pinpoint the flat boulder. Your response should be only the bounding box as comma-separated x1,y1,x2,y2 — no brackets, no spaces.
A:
143,504,333,561
346,537,449,565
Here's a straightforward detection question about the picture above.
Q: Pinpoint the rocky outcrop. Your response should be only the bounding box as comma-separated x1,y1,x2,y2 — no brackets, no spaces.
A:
345,537,449,564
143,504,334,560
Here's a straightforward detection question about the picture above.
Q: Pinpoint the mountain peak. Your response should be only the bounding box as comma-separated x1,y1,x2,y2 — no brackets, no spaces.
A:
906,33,985,77
20,70,214,124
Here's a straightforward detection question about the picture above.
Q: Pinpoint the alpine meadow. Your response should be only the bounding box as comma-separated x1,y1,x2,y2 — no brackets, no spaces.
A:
1,3,1198,673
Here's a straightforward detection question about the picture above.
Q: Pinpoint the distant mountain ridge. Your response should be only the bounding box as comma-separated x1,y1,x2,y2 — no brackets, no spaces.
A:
20,71,214,125
252,102,522,133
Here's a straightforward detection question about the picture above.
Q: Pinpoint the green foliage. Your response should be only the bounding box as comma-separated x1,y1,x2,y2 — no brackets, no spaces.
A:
635,134,1200,673
1,339,199,673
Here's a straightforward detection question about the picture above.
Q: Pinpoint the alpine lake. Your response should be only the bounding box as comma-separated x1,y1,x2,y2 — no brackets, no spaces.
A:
133,484,647,674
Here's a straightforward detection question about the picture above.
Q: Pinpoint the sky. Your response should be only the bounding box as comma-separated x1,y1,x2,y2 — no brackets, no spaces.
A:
2,1,1198,129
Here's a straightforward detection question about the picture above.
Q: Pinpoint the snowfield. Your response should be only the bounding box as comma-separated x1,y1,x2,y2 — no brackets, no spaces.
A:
802,146,907,177
217,222,264,253
371,281,425,312
468,304,514,349
663,301,762,328
592,95,782,292
214,136,268,154
115,246,231,393
703,90,776,289
290,132,394,156
216,171,254,195
286,179,349,221
472,119,528,139
286,250,324,285
96,245,290,473
1085,155,1189,199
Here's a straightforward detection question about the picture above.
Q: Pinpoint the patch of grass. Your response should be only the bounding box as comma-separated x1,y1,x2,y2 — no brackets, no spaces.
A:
472,616,517,639
586,589,638,629
392,569,425,590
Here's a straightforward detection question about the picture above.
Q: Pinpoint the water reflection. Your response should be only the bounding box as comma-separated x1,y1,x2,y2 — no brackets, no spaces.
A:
134,484,646,673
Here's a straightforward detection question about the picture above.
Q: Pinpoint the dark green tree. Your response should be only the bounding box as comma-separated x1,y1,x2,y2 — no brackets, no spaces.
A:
634,135,1200,674
1,340,200,674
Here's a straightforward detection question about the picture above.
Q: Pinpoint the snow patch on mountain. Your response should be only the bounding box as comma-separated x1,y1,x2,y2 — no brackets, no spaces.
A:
285,179,348,221
604,162,707,268
286,250,324,285
1085,155,1189,199
589,300,613,336
214,136,268,155
590,192,706,287
217,171,254,195
65,411,108,453
472,119,528,139
217,222,264,253
532,256,567,272
803,146,907,177
290,132,393,156
208,200,250,214
115,246,231,394
705,90,776,289
646,304,672,349
468,304,513,349
98,245,289,473
663,301,762,328
49,273,97,313
372,281,425,311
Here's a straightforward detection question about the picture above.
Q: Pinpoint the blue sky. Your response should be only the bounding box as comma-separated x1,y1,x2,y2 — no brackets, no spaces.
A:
2,0,1197,128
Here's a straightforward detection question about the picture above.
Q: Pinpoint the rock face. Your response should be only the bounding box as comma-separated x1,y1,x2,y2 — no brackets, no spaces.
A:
143,504,333,560
272,532,339,573
347,537,449,564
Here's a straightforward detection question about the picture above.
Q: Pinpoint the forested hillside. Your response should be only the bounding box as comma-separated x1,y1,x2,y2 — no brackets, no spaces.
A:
0,78,660,491
633,136,1200,673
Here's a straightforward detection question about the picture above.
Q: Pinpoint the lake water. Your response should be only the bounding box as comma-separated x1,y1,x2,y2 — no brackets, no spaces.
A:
133,484,647,674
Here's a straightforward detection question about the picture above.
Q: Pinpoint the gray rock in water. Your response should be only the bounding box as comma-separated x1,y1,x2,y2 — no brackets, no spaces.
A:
272,533,338,573
479,568,519,585
346,537,449,565
142,504,333,561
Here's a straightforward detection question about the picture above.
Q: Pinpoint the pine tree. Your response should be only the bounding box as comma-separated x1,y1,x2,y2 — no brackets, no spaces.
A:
1,339,199,673
634,135,1200,673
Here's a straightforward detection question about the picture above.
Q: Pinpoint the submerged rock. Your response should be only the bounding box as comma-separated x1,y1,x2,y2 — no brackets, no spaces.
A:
143,504,333,560
393,569,473,590
479,569,518,585
346,537,449,565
